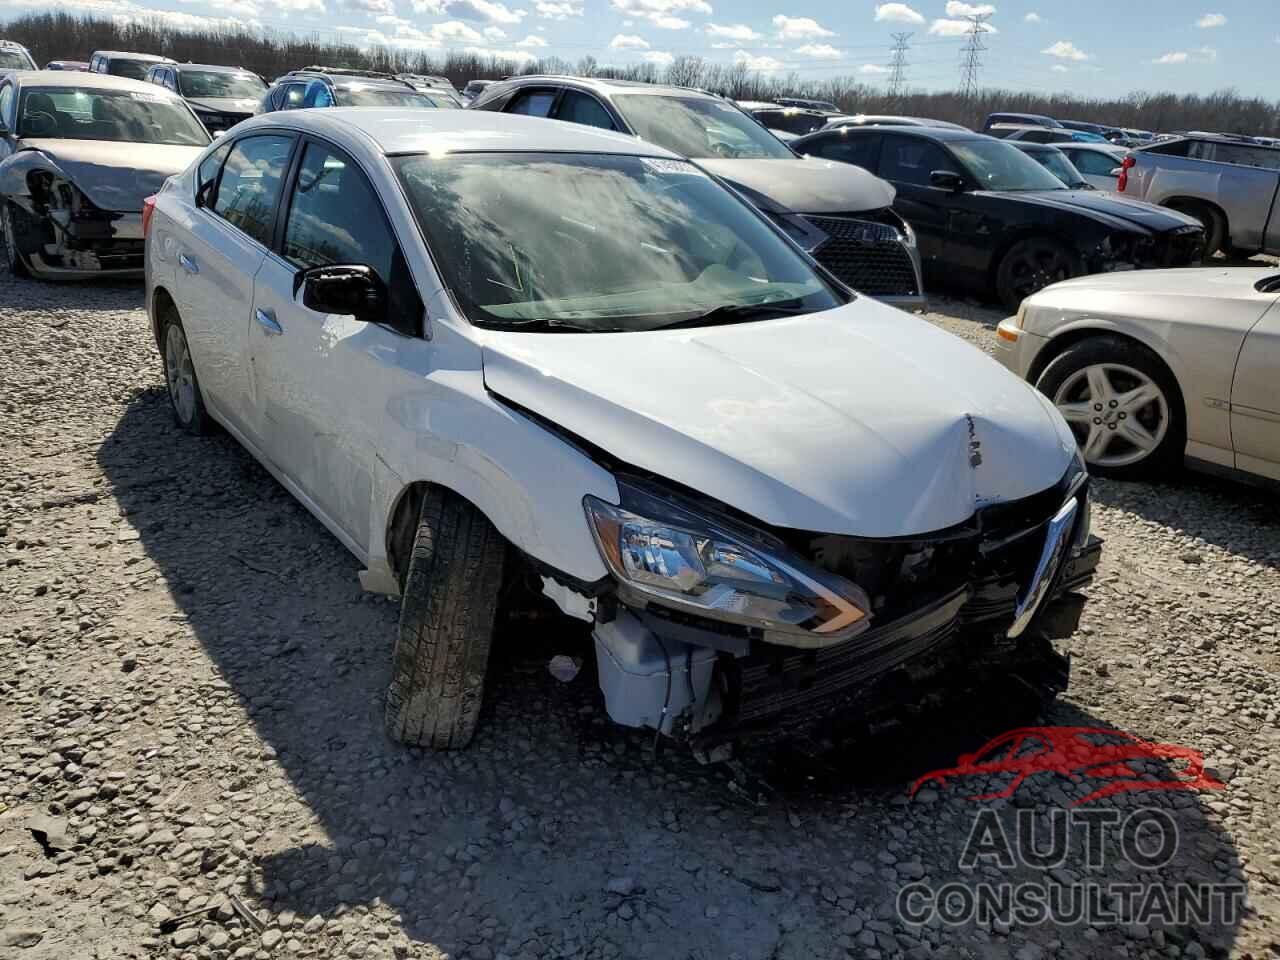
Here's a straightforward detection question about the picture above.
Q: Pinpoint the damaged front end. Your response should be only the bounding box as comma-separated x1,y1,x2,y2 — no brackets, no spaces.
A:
7,169,144,277
577,462,1100,749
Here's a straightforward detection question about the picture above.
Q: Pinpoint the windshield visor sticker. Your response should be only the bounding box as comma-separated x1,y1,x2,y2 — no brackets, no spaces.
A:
639,157,706,177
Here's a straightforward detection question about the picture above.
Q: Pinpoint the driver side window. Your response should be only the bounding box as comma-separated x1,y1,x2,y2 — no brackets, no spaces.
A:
880,135,961,187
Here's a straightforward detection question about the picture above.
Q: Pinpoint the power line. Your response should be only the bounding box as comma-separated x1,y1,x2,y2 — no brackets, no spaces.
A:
887,31,911,101
958,14,990,98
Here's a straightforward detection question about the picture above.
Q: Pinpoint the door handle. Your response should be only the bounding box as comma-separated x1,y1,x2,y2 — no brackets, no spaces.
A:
254,308,283,336
178,253,198,274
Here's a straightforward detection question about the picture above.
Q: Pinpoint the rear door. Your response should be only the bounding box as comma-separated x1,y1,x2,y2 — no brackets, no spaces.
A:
504,86,561,118
796,130,883,175
1230,299,1280,481
171,132,296,443
249,137,421,549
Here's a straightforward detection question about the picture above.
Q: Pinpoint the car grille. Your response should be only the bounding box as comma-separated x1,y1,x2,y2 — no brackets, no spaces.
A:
804,215,920,298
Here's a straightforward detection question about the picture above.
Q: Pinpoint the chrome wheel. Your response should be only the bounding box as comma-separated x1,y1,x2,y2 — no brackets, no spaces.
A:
1053,362,1169,469
164,325,197,426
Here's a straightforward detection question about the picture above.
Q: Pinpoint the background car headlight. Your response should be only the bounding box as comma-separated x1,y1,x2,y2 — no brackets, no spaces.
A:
585,483,871,645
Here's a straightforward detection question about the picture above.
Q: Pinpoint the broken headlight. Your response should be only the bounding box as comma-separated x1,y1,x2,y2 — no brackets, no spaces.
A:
585,482,871,646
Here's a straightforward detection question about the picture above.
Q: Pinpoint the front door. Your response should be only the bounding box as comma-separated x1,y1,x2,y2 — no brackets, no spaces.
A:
249,138,416,551
1231,299,1280,481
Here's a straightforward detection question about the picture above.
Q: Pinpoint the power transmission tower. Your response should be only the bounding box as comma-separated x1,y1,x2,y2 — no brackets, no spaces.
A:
958,14,989,99
887,32,911,101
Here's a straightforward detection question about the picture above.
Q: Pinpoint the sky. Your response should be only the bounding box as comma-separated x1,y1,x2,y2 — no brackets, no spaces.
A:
8,0,1278,99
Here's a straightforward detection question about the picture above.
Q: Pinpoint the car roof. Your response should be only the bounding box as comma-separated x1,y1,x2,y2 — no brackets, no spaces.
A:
277,71,413,90
496,75,721,100
988,111,1055,122
171,63,256,74
1010,141,1063,152
6,70,182,95
92,51,173,61
833,124,987,143
247,107,686,158
1058,141,1126,152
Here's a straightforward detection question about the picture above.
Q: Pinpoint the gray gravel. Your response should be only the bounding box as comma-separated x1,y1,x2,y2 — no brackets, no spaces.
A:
2,273,1279,960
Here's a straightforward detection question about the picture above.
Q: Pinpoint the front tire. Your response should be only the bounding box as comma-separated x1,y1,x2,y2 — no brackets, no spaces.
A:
1167,200,1224,260
1035,336,1184,479
386,488,507,750
160,307,213,435
1,201,33,279
995,237,1078,312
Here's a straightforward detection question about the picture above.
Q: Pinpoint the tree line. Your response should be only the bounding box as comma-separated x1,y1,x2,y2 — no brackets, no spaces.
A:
5,11,1278,135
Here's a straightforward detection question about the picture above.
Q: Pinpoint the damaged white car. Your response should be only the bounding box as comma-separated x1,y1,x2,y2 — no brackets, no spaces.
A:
145,109,1100,750
0,71,209,279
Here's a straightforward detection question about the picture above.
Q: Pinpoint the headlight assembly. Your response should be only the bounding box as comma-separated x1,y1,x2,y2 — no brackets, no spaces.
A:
584,482,871,647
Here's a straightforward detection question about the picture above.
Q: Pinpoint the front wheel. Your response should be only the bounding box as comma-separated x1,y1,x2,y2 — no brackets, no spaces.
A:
1035,336,1183,479
995,237,1078,312
386,488,507,750
1,201,33,279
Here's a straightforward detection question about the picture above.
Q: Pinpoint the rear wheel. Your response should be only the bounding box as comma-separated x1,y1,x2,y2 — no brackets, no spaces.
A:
386,487,507,750
995,237,1077,312
160,307,213,435
1035,336,1183,479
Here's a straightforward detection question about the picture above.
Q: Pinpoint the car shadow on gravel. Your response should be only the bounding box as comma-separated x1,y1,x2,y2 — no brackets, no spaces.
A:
1092,473,1279,571
98,388,1247,960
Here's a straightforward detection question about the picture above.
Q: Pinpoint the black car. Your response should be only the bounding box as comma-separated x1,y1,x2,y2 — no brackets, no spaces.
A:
791,125,1206,310
258,67,439,114
1009,142,1093,190
145,62,267,133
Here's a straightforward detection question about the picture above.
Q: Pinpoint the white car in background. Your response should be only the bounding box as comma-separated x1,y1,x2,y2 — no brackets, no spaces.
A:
145,108,1099,752
997,268,1280,483
1055,143,1130,192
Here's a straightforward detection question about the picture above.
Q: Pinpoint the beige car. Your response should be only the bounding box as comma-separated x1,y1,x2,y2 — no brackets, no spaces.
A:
995,267,1280,484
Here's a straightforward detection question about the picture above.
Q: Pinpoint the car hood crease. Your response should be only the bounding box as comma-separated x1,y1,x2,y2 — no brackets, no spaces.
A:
479,305,1075,538
18,139,206,212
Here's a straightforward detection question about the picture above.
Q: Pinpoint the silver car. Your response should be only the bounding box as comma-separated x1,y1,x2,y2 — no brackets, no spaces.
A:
0,71,210,279
996,268,1280,484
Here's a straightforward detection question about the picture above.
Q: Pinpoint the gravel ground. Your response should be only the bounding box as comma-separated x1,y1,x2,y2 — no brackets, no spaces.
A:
2,274,1279,960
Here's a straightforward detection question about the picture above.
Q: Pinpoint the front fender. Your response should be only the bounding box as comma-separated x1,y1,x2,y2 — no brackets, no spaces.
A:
0,148,64,211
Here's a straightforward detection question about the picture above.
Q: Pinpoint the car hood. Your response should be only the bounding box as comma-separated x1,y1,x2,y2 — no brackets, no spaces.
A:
18,139,205,212
986,188,1202,232
697,157,896,215
186,96,260,115
480,301,1076,538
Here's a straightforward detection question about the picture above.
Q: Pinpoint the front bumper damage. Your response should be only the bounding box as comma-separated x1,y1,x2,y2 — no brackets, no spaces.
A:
10,177,144,279
589,475,1100,747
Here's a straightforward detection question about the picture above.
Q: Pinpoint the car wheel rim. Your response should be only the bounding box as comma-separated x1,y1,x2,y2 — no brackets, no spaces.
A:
1007,243,1073,300
164,326,197,425
1052,362,1169,468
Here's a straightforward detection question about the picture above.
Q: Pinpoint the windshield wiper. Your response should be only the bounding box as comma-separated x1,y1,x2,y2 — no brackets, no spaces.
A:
651,299,811,331
479,316,625,333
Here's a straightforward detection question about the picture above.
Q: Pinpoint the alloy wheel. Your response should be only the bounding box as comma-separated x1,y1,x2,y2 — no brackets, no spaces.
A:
164,326,197,426
1052,362,1169,468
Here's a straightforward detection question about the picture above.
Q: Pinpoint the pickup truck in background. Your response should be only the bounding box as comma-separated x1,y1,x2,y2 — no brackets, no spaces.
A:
1119,134,1280,259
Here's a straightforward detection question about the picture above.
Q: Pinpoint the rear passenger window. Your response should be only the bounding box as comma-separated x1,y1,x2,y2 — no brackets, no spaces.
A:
555,91,614,130
211,135,294,246
508,90,556,117
880,136,961,187
806,132,881,172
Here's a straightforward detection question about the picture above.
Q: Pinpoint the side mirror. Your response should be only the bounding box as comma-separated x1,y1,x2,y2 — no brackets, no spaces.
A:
294,264,385,324
929,170,965,191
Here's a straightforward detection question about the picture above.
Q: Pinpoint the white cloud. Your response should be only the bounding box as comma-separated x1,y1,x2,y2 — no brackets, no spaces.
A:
410,0,445,11
772,14,834,39
873,2,924,24
534,0,582,15
339,0,393,14
1152,46,1216,65
483,24,506,37
376,13,409,25
734,49,784,71
1153,51,1188,64
642,50,675,65
945,1,995,14
446,0,526,23
1024,11,1041,22
1196,45,1218,63
929,18,995,35
14,0,285,27
464,45,538,62
1041,39,1089,60
515,33,547,45
1050,64,1067,72
795,43,841,59
706,22,760,41
428,19,485,40
1196,12,1226,28
610,0,710,29
609,33,650,48
859,63,890,74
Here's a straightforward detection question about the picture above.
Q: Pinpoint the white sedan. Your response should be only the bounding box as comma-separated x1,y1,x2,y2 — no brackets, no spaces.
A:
146,108,1098,750
996,268,1280,483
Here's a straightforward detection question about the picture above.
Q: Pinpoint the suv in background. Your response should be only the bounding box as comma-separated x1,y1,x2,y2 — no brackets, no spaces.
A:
1120,133,1280,257
258,67,440,113
992,125,1109,144
0,40,36,72
146,62,267,133
982,111,1060,133
89,50,174,81
472,76,925,306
